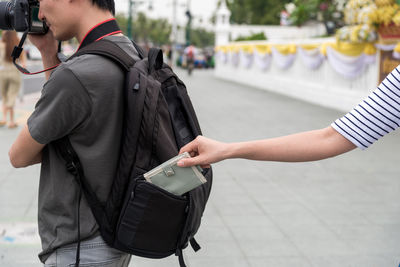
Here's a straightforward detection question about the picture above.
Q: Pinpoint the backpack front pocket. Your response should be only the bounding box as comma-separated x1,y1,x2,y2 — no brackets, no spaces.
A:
116,178,188,258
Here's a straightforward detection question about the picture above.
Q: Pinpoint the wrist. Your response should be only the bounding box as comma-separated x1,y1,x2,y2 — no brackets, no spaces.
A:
40,48,58,60
221,142,235,160
41,53,61,69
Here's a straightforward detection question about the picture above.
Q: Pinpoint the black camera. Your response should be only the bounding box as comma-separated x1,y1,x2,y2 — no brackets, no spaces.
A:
0,0,48,34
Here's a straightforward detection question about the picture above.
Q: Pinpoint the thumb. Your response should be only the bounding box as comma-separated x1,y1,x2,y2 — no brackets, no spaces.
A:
179,141,196,155
177,156,200,167
179,136,203,154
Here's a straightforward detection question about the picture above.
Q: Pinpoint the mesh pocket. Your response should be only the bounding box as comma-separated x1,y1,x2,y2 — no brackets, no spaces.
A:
116,179,188,257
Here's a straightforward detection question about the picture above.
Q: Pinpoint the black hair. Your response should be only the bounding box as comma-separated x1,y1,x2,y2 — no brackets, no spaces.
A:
92,0,115,15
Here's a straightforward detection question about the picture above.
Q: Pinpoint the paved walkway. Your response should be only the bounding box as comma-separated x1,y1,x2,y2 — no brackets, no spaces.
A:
0,69,399,267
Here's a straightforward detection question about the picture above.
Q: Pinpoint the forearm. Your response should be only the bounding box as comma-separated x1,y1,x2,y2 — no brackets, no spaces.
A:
9,144,42,168
13,152,42,167
225,126,356,162
9,124,44,168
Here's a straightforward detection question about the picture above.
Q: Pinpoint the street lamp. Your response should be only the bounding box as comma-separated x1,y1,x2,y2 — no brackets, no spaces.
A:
127,0,133,39
185,0,192,45
172,0,178,65
171,0,188,66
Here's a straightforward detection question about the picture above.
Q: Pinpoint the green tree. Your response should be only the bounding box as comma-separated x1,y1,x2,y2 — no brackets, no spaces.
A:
225,0,292,25
226,0,251,24
290,0,343,34
116,12,171,46
115,13,128,34
234,32,267,41
148,18,172,46
117,12,213,47
132,12,150,43
190,28,215,47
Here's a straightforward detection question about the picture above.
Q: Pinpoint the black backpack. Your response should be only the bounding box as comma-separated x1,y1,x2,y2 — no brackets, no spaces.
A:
54,39,213,267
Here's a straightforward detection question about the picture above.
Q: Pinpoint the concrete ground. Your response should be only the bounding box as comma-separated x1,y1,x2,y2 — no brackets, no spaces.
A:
0,68,399,267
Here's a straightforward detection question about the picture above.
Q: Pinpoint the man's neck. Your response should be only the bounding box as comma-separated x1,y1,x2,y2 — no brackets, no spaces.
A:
76,11,115,44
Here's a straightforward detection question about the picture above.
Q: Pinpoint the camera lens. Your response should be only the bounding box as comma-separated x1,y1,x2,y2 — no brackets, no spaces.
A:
0,2,13,30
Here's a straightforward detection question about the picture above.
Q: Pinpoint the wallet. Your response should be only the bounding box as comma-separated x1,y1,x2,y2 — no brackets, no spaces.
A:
143,152,207,196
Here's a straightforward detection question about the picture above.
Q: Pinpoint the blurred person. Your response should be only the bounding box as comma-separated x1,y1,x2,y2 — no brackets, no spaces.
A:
184,44,195,75
205,50,213,69
0,31,25,129
178,66,400,167
8,0,138,266
166,45,173,66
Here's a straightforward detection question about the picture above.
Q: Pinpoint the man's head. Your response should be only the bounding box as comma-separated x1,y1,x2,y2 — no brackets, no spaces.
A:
38,0,115,41
92,0,115,15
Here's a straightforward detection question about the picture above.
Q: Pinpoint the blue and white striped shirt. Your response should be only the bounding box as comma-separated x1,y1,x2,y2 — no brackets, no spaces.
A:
332,66,400,150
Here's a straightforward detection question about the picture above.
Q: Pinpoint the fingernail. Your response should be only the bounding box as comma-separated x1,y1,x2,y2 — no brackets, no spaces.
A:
177,160,184,167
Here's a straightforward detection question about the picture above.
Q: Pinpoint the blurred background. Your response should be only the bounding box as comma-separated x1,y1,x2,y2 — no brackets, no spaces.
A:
1,0,400,267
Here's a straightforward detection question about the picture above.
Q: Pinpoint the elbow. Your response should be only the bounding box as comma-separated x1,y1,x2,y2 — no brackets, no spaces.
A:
8,150,28,168
321,126,357,157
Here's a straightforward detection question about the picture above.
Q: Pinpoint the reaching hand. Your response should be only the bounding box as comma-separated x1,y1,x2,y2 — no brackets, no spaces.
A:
177,136,229,168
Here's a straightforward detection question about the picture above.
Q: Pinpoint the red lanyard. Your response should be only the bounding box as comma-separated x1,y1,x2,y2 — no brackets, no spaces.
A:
13,18,122,75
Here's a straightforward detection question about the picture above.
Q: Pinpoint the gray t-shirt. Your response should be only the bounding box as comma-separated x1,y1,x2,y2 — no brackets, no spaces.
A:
27,35,139,262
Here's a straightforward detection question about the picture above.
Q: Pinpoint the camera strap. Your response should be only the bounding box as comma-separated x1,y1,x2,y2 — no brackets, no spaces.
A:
11,31,63,75
11,18,122,75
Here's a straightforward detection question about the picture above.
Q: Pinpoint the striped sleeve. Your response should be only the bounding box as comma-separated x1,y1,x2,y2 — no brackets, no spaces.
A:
331,66,400,150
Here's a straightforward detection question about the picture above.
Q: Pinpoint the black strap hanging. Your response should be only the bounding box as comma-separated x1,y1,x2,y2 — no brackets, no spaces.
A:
11,32,27,67
175,249,187,267
53,138,90,267
190,238,201,252
54,124,113,267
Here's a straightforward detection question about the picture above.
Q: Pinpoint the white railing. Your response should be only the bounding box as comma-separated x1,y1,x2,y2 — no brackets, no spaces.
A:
228,23,327,41
214,41,379,112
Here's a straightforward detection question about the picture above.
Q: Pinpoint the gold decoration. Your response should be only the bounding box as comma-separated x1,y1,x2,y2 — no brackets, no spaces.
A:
375,0,394,7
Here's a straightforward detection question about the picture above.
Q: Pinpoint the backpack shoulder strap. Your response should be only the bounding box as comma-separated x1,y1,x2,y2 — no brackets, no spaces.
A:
68,38,136,71
53,137,104,213
131,41,146,59
54,38,141,243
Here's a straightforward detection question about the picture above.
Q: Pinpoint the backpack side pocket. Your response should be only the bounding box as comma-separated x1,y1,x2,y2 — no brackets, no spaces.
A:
115,176,188,258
